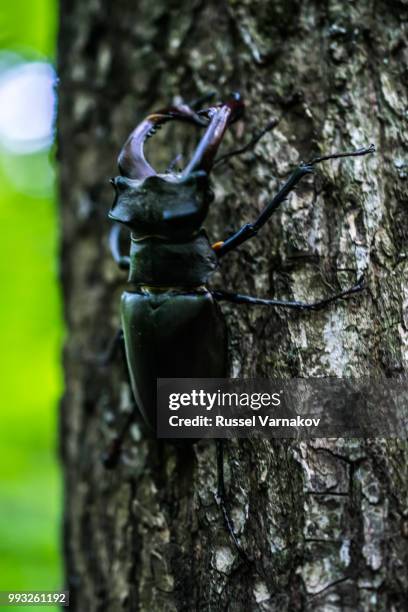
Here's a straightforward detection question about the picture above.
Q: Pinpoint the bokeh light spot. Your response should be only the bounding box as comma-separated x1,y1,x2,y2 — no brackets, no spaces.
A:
0,61,56,153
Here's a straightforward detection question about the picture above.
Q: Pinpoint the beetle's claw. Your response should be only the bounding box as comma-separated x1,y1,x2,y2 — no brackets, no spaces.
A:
299,163,314,174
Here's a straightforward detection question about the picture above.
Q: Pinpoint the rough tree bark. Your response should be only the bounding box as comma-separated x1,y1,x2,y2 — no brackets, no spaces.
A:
58,1,408,610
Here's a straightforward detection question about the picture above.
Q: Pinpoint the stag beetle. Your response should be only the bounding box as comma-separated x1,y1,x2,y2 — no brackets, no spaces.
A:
101,92,374,552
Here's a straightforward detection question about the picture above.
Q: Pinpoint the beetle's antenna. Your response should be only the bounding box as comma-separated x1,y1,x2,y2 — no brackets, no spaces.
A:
214,118,279,168
189,91,216,110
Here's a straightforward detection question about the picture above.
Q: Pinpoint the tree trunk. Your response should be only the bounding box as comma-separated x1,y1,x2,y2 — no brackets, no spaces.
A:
58,1,408,610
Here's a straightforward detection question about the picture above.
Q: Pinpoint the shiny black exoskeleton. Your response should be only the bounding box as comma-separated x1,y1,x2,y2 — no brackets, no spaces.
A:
108,96,245,430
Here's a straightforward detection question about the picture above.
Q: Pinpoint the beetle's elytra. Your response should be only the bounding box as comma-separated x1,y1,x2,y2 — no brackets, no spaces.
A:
105,92,374,453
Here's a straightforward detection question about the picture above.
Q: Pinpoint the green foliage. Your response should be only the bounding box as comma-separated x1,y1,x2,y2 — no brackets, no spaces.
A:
0,0,62,609
0,0,57,57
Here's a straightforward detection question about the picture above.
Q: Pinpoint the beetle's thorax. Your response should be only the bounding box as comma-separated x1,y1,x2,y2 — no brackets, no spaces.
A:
127,230,217,287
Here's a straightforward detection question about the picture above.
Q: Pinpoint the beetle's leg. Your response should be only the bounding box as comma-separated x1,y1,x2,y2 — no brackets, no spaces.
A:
97,329,139,469
212,275,365,311
214,118,278,168
213,163,314,256
109,224,130,270
189,91,216,110
215,440,252,564
213,144,375,257
96,328,124,366
87,328,123,367
215,440,239,548
102,408,136,469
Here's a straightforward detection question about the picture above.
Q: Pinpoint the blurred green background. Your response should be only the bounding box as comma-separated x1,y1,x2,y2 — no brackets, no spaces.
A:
0,0,62,608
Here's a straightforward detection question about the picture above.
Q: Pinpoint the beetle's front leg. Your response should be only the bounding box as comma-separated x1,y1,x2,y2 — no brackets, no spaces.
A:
213,144,374,257
109,224,130,270
213,163,314,256
189,90,216,110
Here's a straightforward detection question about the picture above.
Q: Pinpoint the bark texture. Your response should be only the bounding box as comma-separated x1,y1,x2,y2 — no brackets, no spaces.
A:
58,1,408,610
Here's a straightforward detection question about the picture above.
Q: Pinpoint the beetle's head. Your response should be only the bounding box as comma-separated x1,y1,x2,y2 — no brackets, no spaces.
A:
108,93,244,236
